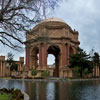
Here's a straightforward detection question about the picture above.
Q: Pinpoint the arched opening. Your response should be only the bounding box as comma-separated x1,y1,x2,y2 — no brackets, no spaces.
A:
70,47,74,55
47,54,55,68
30,47,39,69
47,45,60,77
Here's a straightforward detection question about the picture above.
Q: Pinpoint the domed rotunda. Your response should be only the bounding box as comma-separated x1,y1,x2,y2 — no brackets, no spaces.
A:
25,17,80,77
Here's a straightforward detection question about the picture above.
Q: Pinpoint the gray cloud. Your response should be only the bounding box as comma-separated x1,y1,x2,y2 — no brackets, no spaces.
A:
54,0,100,53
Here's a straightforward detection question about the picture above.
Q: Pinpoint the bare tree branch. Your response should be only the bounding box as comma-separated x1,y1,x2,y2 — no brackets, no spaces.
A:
0,0,60,51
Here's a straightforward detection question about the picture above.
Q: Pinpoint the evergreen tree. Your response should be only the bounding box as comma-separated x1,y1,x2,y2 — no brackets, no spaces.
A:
7,52,18,72
7,52,14,66
69,48,93,77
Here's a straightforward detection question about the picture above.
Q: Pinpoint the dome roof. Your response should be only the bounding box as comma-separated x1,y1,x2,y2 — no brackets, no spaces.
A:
39,17,66,24
32,17,71,31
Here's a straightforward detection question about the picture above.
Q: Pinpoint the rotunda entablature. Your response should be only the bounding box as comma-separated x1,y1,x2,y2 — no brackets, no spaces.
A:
25,17,80,46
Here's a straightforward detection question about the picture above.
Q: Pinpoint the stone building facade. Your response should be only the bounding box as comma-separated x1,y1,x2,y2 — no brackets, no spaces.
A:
25,18,80,77
0,56,24,77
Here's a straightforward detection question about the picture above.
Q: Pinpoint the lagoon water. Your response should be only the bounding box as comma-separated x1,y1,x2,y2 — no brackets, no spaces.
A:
0,79,100,100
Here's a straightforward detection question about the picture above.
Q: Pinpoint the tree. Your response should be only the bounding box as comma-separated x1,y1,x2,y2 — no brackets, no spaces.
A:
0,0,60,50
6,52,14,76
7,52,14,65
7,52,18,72
10,63,18,71
69,48,93,77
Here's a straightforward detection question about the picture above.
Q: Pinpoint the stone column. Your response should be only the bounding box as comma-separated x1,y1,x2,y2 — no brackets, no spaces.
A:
1,62,2,77
2,62,3,77
2,62,6,77
66,44,70,66
43,43,47,68
26,47,29,68
62,43,66,67
97,66,99,77
39,43,42,67
96,66,98,77
0,62,1,77
0,61,1,76
19,63,21,71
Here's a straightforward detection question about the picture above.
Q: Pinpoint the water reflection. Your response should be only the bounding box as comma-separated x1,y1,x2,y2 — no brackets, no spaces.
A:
0,79,25,92
46,82,55,100
0,79,100,100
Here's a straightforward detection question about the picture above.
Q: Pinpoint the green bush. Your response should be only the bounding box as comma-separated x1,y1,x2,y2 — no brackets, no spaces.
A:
73,66,80,77
41,70,50,78
83,68,89,75
31,69,38,76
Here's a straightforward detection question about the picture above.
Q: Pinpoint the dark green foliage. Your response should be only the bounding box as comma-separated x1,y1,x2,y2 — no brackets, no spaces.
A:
7,52,18,71
31,69,38,76
0,88,8,93
69,47,93,77
7,52,14,65
11,89,24,100
73,66,80,77
0,88,24,100
41,70,50,78
83,68,89,75
10,63,18,71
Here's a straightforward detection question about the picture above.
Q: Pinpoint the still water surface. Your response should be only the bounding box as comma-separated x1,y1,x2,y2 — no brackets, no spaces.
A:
0,79,100,100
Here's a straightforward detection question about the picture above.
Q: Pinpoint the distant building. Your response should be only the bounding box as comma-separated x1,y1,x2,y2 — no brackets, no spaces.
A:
0,56,24,77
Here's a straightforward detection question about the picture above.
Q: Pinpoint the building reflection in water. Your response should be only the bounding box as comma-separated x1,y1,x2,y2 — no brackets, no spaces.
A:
1,80,100,100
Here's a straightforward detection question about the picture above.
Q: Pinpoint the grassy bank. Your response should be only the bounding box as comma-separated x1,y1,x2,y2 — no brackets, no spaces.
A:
0,93,9,100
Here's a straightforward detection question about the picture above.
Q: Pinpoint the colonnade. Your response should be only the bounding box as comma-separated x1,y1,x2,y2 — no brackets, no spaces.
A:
26,42,76,69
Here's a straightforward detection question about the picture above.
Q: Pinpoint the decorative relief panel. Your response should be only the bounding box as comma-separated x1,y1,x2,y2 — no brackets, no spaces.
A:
47,28,64,37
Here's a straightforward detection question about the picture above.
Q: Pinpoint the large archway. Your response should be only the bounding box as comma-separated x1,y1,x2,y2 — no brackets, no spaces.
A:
47,45,60,77
30,47,39,69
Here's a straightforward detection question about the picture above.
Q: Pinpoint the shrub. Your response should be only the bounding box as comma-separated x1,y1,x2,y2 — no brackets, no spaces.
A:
41,70,50,78
73,66,80,77
83,68,89,75
0,88,24,100
31,69,38,76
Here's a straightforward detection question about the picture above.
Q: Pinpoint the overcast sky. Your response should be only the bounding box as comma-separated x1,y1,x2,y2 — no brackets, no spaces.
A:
0,0,100,64
54,0,100,53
